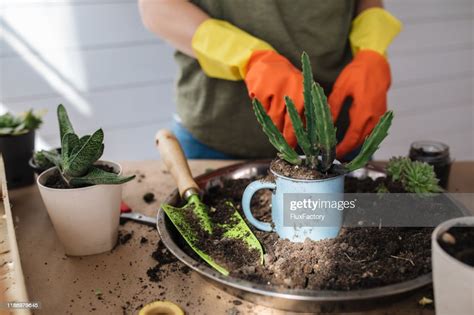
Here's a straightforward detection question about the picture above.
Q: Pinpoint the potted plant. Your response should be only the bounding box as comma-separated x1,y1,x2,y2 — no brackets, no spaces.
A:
432,216,474,315
37,104,135,256
242,52,393,242
0,110,43,188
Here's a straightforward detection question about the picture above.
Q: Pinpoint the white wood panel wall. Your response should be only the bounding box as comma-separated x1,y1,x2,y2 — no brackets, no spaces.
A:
385,0,473,160
0,0,472,160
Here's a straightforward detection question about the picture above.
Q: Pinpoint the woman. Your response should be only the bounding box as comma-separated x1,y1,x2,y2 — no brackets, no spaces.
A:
139,0,401,160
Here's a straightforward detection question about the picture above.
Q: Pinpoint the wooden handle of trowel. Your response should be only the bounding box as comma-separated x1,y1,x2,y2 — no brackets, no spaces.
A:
156,129,200,198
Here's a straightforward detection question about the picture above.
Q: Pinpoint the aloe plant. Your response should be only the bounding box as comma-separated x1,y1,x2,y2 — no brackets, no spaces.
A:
386,157,442,193
41,104,135,188
252,52,393,174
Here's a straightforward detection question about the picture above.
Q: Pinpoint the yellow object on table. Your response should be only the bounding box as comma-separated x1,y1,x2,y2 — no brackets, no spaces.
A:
139,300,184,315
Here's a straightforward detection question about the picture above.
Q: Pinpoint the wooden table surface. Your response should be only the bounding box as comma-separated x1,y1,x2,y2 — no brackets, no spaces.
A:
8,160,474,315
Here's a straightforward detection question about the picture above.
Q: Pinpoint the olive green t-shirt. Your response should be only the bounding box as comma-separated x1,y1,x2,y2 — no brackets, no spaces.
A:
174,0,355,158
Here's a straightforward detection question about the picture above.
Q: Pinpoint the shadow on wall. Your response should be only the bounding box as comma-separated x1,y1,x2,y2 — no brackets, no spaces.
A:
0,2,176,159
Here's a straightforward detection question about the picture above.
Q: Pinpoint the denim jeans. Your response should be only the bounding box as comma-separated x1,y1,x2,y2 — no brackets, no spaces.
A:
172,121,235,159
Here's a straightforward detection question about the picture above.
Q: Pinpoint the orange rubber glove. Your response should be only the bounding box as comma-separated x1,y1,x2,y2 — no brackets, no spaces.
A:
329,8,402,159
244,50,304,147
329,50,391,159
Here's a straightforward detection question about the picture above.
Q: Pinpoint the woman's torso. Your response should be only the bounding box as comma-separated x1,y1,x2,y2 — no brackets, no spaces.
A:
175,0,356,157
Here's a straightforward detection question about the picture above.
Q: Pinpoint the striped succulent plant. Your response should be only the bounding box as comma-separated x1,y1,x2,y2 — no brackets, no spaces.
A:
252,52,393,174
41,104,135,188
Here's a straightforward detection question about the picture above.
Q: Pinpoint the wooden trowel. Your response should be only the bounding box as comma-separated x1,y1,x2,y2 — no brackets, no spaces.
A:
156,130,263,276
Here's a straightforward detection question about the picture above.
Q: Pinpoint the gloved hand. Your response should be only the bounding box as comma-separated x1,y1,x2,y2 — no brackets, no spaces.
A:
192,19,304,147
244,50,304,147
329,8,402,159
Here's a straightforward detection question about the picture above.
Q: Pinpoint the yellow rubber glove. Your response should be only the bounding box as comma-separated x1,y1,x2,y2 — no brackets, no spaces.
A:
192,19,274,81
349,8,402,56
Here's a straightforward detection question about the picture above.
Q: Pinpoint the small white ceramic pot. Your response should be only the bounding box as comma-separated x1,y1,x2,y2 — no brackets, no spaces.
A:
37,160,123,256
432,216,474,315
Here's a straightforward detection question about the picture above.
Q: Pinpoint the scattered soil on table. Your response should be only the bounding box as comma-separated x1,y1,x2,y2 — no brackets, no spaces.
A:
438,226,474,267
119,231,133,245
147,240,180,282
198,175,438,291
270,158,338,180
143,192,156,204
43,164,117,189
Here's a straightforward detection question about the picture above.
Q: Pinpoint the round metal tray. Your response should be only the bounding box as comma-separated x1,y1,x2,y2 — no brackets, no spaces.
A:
157,160,431,312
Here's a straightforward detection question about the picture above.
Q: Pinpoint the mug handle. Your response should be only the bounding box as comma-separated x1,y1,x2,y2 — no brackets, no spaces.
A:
242,180,276,232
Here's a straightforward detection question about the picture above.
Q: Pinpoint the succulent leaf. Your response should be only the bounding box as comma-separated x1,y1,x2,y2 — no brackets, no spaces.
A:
93,144,105,163
69,166,136,186
57,104,75,141
61,133,79,161
21,109,44,132
302,52,318,153
252,99,301,165
386,156,411,181
34,150,59,169
40,149,62,168
63,128,104,177
0,113,21,130
345,111,393,172
284,96,317,167
311,82,337,171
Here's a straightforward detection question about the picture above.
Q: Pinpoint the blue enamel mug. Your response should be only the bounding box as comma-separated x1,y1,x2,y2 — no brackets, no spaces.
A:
242,169,345,242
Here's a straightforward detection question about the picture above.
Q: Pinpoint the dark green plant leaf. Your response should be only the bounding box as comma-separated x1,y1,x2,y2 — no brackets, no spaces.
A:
70,135,90,156
284,96,316,167
386,156,411,181
61,132,79,161
63,129,104,177
92,144,105,163
57,104,75,141
345,111,393,172
302,52,318,153
0,113,21,129
252,99,301,165
312,82,336,172
33,150,57,169
21,109,43,131
69,166,135,186
33,151,53,169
